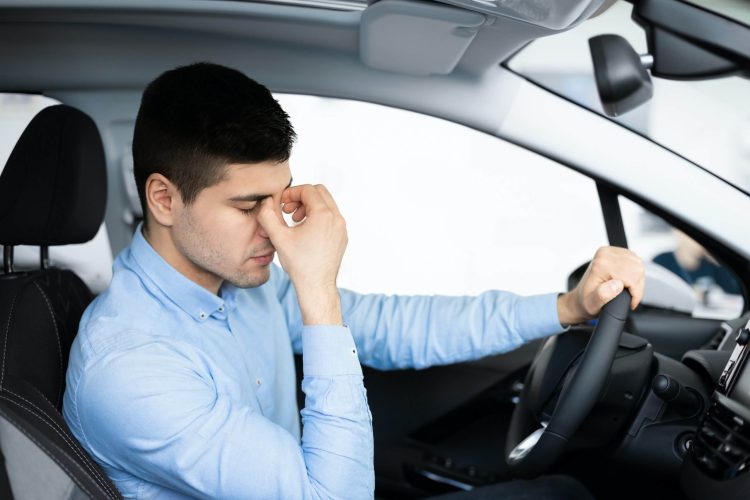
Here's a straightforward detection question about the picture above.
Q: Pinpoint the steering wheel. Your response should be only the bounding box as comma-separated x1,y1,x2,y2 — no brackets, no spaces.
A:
504,290,632,477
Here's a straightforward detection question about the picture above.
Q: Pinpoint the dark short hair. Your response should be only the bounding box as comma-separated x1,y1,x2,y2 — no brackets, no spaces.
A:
132,62,296,220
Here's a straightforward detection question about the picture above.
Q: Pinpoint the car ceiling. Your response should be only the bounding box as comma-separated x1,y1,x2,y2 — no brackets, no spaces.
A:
0,0,612,104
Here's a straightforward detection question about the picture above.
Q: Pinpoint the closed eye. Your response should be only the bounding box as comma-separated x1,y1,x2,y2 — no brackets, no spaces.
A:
239,203,259,215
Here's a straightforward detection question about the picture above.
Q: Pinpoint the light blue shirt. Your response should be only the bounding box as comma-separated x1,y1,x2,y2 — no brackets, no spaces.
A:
63,226,565,499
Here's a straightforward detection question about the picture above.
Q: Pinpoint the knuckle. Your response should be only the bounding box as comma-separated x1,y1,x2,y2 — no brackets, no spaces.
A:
590,259,603,273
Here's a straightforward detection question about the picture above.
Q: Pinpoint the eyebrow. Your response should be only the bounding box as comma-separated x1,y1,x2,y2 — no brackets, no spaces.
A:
228,177,293,203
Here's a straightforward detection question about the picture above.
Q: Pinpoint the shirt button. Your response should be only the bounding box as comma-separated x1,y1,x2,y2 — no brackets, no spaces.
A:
218,306,224,312
199,312,207,320
256,378,262,386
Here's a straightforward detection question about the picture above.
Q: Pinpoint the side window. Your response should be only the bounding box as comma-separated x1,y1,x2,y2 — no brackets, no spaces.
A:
0,94,113,293
276,94,608,296
620,196,744,319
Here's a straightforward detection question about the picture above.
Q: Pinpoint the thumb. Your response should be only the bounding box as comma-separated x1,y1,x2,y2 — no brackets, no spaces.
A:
596,279,624,309
257,197,289,242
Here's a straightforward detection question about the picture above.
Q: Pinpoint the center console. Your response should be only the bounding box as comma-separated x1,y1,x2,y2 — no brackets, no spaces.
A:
682,319,750,499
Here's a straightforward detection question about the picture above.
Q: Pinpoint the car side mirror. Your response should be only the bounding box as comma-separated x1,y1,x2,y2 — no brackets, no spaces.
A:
589,34,653,117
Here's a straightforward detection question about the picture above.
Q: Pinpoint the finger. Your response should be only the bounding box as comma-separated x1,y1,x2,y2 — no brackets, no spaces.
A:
281,184,328,214
256,197,289,242
628,274,646,310
616,272,641,309
592,248,644,310
282,201,300,214
281,184,321,205
618,254,644,310
314,184,342,216
596,279,624,310
291,205,307,222
281,198,306,222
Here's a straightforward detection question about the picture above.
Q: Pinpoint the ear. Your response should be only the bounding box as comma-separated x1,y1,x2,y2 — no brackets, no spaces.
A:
145,173,180,227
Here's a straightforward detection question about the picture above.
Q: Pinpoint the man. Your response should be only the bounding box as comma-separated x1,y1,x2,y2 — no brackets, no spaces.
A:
654,229,741,295
63,62,644,499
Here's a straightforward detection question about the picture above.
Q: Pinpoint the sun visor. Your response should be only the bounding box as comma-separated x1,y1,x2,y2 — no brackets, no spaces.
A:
433,0,609,30
360,0,486,76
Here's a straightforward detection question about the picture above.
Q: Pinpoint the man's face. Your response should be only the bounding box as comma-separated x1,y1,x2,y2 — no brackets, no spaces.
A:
171,160,292,289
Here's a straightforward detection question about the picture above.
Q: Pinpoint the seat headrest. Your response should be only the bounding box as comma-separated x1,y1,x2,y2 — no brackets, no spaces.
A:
0,105,107,246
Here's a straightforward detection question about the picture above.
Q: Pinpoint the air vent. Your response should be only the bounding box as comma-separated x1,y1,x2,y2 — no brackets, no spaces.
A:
692,401,750,480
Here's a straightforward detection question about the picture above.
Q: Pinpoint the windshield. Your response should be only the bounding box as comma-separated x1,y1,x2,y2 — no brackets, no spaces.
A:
508,1,750,194
686,0,750,26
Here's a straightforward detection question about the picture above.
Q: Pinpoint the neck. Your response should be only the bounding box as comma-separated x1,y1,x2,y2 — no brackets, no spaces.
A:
142,222,222,294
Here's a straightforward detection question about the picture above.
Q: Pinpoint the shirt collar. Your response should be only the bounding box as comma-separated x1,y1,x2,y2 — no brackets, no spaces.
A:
128,223,233,322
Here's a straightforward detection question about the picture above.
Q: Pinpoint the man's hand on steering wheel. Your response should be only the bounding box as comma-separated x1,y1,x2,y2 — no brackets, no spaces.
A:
505,247,645,477
557,246,645,327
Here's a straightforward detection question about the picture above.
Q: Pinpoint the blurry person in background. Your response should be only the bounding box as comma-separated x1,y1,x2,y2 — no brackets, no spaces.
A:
653,229,741,299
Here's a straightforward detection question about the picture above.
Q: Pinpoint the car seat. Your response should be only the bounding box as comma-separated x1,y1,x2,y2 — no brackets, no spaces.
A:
0,105,121,499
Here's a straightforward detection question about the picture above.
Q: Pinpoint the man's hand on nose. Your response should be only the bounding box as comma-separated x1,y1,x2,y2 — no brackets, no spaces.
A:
257,184,348,325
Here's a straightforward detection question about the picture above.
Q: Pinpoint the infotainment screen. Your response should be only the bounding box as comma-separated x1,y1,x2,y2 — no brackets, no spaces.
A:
729,349,750,409
721,320,750,407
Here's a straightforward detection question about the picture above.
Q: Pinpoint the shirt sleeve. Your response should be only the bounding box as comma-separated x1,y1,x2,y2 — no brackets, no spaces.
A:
71,333,374,499
271,265,566,370
339,290,565,369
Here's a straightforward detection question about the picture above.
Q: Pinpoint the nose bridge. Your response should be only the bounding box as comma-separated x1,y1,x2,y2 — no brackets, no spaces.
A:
271,191,283,208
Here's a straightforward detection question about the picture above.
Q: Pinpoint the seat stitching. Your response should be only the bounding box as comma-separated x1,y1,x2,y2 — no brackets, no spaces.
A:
1,390,119,499
0,394,113,500
27,379,123,495
28,389,121,500
1,293,19,389
2,389,119,499
25,382,103,472
2,389,120,499
27,382,59,412
33,281,64,406
0,400,98,500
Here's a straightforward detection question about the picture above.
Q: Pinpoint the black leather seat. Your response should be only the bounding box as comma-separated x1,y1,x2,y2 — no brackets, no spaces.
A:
0,105,121,499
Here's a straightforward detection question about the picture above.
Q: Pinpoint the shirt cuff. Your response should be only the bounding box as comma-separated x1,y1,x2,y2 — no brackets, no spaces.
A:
515,292,569,343
302,325,363,377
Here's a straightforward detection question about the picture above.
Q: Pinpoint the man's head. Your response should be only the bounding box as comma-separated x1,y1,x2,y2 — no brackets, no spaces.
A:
133,62,295,291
